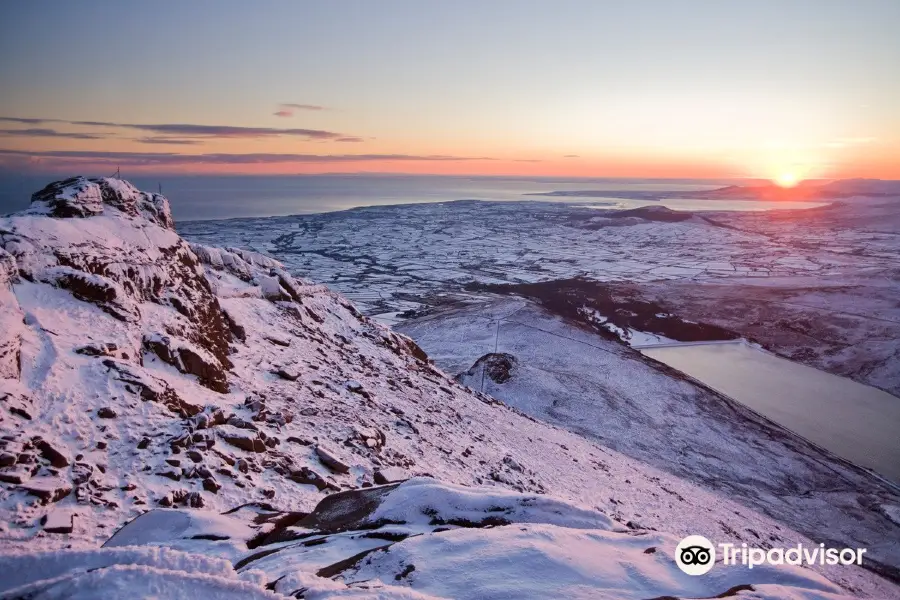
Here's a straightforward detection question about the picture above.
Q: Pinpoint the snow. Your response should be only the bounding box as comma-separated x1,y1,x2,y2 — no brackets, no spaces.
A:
364,478,614,531
347,525,847,600
0,178,897,599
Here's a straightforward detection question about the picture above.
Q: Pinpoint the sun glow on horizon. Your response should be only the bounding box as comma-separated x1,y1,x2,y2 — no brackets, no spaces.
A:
775,172,800,188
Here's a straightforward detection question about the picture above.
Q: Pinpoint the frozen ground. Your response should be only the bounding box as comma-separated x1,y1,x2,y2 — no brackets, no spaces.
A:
179,186,900,395
398,297,900,581
5,178,897,597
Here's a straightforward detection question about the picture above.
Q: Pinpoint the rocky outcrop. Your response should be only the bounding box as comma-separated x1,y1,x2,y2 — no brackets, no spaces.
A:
464,352,517,384
0,248,22,380
2,176,234,397
29,176,174,228
143,333,230,393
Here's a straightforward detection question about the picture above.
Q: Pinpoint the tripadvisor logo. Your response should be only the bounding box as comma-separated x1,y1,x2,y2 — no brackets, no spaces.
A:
676,535,716,575
675,535,868,576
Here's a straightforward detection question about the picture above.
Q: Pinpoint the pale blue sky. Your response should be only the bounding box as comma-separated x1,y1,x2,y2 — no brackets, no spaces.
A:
1,0,898,178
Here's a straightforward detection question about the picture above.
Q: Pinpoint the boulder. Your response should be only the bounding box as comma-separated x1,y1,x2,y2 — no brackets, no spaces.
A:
374,467,408,485
220,429,266,453
288,467,335,492
275,367,300,381
42,508,75,534
20,477,72,503
33,438,71,468
315,445,350,474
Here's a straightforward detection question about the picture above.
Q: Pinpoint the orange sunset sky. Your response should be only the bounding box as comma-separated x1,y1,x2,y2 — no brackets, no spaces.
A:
1,1,898,182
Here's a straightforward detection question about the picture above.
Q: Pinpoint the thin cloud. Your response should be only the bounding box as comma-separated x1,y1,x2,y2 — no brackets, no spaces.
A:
273,110,294,118
135,137,204,145
281,103,326,111
563,154,580,158
335,137,365,143
0,128,107,140
0,148,495,166
0,116,349,140
126,123,344,140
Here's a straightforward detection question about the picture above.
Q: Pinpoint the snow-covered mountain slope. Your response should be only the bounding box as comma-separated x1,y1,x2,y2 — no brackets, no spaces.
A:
0,178,897,598
398,299,900,574
1,479,866,600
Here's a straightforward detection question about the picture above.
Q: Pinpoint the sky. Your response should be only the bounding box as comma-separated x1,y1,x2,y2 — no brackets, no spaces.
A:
1,0,898,181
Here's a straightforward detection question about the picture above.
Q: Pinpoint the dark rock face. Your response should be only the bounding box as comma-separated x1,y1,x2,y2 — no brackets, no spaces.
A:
466,353,517,384
33,438,70,468
20,477,72,503
219,429,267,453
97,407,117,419
315,445,350,474
374,467,408,485
11,177,236,396
42,268,137,322
143,334,230,394
29,176,174,229
0,248,22,380
606,206,694,223
29,177,104,218
102,359,201,418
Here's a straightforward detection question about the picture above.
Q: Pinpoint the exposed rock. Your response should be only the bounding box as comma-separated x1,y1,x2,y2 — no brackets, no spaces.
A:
103,359,201,418
299,484,402,532
28,177,174,228
345,380,363,393
136,437,150,450
0,469,30,484
467,353,516,384
299,407,318,417
20,477,72,503
220,429,266,453
275,367,300,381
42,508,74,534
265,335,291,347
187,491,204,508
374,467,408,485
259,276,292,301
226,416,258,431
143,334,229,394
0,248,23,381
33,438,70,468
186,450,203,463
202,477,221,493
0,453,16,467
71,463,93,485
159,468,182,481
42,267,138,323
315,445,350,474
288,466,335,492
97,407,117,419
3,393,34,420
74,342,118,357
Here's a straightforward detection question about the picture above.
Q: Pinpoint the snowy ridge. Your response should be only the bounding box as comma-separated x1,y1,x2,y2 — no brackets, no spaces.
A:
0,178,896,598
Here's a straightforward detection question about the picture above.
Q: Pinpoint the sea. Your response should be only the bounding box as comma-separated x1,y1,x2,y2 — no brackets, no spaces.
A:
0,174,822,222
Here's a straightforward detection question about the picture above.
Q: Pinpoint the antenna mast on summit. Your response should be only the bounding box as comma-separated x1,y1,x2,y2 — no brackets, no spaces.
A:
114,166,120,178
158,182,162,194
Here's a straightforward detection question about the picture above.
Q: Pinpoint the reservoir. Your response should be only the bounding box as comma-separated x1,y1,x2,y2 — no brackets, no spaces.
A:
639,341,900,483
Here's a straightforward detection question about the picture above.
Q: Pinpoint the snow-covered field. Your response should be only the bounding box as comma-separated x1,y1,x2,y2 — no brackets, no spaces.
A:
1,178,898,598
179,187,900,395
398,298,900,577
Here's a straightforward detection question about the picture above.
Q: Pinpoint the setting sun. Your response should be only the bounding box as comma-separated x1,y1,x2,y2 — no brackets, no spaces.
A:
775,172,799,188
